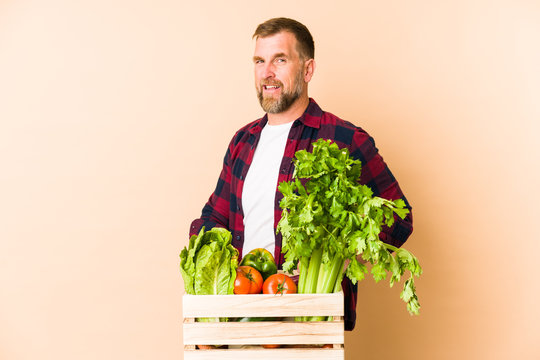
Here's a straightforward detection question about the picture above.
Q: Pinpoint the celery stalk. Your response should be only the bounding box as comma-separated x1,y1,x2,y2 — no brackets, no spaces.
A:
298,256,309,294
305,248,322,294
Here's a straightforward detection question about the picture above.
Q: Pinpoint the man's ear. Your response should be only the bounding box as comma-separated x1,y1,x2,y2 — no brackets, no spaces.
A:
304,59,316,83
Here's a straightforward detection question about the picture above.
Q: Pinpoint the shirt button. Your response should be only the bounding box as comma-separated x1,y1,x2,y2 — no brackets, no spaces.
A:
240,175,243,180
236,235,241,240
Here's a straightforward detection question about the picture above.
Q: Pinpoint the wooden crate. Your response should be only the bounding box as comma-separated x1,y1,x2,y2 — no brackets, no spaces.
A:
182,292,344,360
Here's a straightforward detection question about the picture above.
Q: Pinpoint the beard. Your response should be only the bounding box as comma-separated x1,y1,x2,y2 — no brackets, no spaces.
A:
257,69,304,114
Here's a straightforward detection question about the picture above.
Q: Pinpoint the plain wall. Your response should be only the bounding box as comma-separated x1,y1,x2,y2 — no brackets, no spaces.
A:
1,1,539,359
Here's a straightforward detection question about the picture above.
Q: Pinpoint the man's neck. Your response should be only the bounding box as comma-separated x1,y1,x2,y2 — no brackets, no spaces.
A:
267,95,310,125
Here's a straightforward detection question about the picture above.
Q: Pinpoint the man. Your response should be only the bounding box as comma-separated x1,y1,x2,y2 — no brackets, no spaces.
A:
189,17,413,331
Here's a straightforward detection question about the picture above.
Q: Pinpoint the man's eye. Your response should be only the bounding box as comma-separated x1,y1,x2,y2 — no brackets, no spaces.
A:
254,59,264,64
276,58,286,63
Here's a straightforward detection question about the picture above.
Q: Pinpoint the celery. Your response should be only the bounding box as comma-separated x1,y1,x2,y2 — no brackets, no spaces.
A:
277,139,422,318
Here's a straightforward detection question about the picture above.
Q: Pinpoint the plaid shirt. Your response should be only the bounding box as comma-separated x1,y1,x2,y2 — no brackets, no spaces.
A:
189,98,413,330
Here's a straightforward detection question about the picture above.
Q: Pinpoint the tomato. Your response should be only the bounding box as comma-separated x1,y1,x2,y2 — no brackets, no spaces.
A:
262,273,297,295
240,248,277,280
234,266,263,294
262,344,281,348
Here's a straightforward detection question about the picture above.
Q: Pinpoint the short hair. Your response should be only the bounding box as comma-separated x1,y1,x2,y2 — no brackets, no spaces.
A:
253,17,315,60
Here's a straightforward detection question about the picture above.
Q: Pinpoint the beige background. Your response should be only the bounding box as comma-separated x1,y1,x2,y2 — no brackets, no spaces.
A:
1,0,539,359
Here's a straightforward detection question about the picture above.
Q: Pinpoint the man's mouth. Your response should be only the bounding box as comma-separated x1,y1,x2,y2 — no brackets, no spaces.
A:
263,85,280,90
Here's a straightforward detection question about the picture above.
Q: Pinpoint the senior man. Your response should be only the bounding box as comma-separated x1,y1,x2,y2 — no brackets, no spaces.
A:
189,17,413,330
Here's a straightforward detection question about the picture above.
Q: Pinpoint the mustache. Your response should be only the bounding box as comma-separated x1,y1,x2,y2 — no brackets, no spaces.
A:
260,79,283,87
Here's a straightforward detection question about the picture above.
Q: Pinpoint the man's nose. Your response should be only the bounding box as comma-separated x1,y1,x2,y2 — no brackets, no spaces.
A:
263,63,276,78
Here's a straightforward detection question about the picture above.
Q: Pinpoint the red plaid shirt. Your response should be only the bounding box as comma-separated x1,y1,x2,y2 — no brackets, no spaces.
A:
189,98,413,330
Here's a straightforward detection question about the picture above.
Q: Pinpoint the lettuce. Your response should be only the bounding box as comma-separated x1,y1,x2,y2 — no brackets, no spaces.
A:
180,227,238,296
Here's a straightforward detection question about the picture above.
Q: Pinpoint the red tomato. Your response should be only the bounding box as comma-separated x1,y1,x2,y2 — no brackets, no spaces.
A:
234,266,263,294
262,344,281,348
262,273,297,295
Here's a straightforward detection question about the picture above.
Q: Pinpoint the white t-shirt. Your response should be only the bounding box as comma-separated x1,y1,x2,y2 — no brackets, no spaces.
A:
242,121,294,256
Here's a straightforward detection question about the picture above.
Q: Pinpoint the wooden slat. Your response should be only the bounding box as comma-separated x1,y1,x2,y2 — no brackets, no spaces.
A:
183,320,344,345
184,347,344,360
182,292,344,318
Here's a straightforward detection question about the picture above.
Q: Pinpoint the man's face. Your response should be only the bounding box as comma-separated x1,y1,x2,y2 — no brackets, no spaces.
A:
253,31,306,114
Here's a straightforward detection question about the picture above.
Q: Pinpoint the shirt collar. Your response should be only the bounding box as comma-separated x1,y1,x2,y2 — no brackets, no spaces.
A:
248,98,322,134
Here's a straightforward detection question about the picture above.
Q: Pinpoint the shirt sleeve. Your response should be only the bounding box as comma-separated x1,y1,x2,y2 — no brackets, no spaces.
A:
188,138,234,237
349,129,413,249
